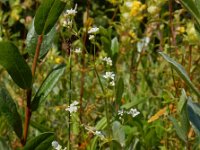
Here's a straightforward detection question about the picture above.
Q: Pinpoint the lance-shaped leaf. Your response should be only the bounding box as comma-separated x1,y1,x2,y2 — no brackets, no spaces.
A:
0,42,32,89
179,0,200,26
31,64,66,111
169,116,187,142
23,132,54,150
187,99,200,135
0,85,23,138
26,20,56,58
159,52,200,98
34,0,66,35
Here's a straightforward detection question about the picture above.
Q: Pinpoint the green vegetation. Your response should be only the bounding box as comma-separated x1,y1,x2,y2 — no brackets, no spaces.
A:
0,0,200,149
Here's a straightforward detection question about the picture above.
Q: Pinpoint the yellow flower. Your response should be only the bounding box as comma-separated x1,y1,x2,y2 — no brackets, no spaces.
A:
176,26,185,34
130,1,146,17
55,57,64,64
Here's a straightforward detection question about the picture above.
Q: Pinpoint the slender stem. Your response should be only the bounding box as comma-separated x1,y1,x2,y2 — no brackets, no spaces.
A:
68,51,72,150
79,0,90,145
168,0,178,97
188,45,192,79
21,35,43,145
94,68,112,136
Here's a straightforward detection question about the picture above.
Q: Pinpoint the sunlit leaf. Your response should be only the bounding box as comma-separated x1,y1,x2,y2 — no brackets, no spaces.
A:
111,37,119,55
31,64,66,111
112,121,125,147
26,20,56,58
0,41,32,89
0,85,23,138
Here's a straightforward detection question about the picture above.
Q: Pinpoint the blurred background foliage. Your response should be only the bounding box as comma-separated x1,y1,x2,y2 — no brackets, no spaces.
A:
0,0,200,149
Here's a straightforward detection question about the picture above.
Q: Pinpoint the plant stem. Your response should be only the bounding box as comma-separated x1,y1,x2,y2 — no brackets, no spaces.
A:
168,0,178,97
94,68,112,136
21,35,43,145
78,0,90,146
68,50,72,150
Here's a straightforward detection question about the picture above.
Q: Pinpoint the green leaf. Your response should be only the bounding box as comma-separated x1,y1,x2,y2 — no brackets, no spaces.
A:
34,0,66,35
30,120,51,132
111,37,119,56
169,116,187,142
26,20,56,58
31,64,66,111
115,77,124,105
0,85,23,138
159,52,200,98
23,132,54,150
187,99,200,135
0,137,12,150
179,0,200,26
90,117,107,150
178,89,190,136
112,121,125,147
0,41,32,89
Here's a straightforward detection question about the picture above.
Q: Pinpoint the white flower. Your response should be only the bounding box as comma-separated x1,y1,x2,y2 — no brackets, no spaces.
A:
127,108,140,118
52,141,66,150
73,48,82,54
118,109,124,116
64,4,77,17
89,35,95,40
94,131,105,140
109,80,115,86
103,72,115,80
102,57,112,66
62,19,72,27
65,101,79,113
88,27,99,34
137,37,150,53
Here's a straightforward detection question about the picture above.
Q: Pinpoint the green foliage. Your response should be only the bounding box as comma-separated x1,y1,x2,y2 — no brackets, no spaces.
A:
31,64,66,111
187,99,200,135
0,137,12,150
115,77,124,105
0,0,200,149
34,0,66,35
26,21,56,58
159,52,200,98
0,42,32,89
0,85,22,139
23,132,54,150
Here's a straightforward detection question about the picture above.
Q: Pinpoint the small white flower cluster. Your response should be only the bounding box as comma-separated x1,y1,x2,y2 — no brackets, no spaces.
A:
88,27,99,40
103,71,115,80
52,141,66,150
103,71,115,86
102,57,112,66
72,48,82,54
64,4,77,17
118,108,140,119
62,4,77,28
65,100,79,114
88,27,99,34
